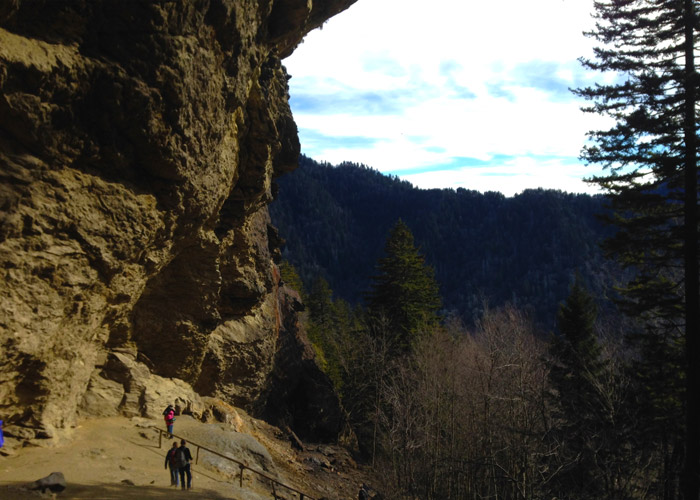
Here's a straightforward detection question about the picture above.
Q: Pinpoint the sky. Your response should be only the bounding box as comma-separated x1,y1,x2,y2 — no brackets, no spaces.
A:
283,0,617,197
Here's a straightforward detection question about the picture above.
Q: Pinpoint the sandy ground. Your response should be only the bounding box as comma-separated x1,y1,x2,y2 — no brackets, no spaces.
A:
0,417,244,499
0,416,376,500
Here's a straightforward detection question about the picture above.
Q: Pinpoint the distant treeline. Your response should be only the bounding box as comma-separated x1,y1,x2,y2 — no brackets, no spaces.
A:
270,155,619,329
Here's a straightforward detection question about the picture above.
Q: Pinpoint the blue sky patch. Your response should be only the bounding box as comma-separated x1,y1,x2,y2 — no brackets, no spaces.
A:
290,84,421,116
390,157,491,176
486,83,517,101
297,128,379,153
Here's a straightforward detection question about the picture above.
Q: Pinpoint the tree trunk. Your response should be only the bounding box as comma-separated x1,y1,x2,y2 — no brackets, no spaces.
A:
682,1,699,497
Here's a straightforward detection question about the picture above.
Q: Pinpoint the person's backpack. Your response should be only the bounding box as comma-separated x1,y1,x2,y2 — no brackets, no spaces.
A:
173,447,188,468
167,448,178,466
162,406,172,416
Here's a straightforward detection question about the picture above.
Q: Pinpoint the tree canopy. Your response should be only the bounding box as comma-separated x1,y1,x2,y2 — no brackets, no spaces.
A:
270,155,617,327
366,219,442,350
575,0,700,496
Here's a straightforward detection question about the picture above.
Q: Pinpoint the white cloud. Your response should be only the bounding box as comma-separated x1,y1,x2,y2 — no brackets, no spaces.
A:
284,0,605,195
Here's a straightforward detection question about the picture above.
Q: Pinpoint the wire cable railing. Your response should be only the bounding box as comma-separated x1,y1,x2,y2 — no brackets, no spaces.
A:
152,426,317,500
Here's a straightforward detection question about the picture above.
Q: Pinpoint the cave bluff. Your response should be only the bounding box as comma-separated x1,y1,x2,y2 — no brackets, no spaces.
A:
0,0,355,441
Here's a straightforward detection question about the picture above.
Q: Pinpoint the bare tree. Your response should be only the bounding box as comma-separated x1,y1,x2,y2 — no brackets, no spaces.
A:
375,305,552,499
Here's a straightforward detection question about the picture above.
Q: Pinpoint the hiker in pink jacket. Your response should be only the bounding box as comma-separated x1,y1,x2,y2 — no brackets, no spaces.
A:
163,404,175,438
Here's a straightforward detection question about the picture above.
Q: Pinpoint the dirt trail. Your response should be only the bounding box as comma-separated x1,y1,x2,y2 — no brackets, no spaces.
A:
0,417,277,500
0,415,375,500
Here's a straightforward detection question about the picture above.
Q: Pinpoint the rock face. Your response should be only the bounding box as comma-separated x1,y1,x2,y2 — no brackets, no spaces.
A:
0,0,356,439
257,288,348,443
176,415,276,478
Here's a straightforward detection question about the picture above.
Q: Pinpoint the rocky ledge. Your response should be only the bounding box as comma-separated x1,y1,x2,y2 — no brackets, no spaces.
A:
0,0,355,441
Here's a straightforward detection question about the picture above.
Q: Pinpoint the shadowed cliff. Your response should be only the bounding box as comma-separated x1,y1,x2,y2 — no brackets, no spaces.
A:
0,0,356,441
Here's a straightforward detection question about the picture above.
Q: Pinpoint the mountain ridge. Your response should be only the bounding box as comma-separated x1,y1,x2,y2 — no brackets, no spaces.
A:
271,155,619,327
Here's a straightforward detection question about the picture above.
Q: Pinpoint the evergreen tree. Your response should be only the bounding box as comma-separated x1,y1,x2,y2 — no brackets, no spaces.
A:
366,220,442,351
306,276,343,391
279,259,305,299
308,277,335,333
574,1,700,495
550,279,604,395
548,278,607,498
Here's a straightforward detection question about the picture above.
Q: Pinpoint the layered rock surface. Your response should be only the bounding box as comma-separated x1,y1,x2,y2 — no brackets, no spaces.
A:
0,0,356,439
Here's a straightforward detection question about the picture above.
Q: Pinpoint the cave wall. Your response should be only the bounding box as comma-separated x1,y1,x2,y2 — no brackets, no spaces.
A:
0,0,356,437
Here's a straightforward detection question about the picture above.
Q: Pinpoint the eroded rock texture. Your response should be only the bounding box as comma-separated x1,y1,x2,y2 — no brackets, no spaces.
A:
0,0,356,438
257,287,348,443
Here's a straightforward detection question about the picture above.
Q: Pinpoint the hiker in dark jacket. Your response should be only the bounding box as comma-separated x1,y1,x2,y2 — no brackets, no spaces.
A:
174,439,193,490
164,441,179,487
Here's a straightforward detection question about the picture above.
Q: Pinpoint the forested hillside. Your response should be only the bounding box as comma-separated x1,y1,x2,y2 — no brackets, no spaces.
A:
270,155,618,327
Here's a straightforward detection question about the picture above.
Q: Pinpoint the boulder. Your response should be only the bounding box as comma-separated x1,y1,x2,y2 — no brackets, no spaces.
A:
78,370,124,418
174,417,275,478
200,397,245,431
79,351,205,419
2,425,36,440
28,472,66,493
